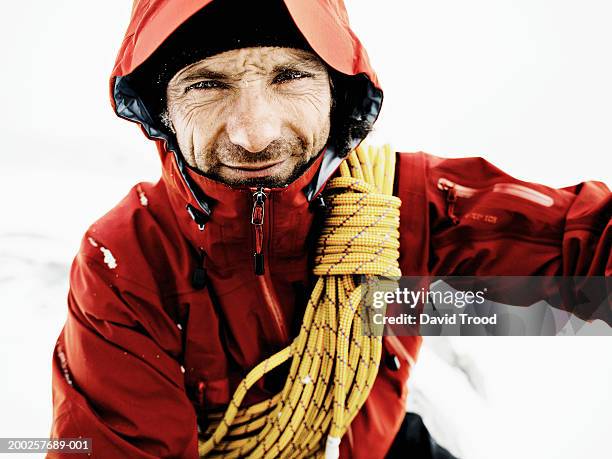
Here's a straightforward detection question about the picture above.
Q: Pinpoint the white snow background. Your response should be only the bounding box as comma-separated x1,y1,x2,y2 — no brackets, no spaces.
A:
1,1,611,458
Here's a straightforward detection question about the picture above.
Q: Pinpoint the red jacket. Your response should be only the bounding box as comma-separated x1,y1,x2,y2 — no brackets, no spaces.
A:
49,1,612,458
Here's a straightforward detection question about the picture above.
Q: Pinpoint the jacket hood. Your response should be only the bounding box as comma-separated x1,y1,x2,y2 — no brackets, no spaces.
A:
110,0,383,217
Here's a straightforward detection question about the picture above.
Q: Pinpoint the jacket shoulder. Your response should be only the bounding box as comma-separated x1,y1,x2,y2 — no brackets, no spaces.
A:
72,180,191,313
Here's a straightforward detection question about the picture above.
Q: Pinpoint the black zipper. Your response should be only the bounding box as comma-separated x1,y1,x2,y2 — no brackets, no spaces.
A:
251,187,267,275
249,187,290,343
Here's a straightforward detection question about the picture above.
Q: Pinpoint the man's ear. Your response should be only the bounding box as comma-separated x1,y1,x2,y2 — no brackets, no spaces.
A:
160,109,176,134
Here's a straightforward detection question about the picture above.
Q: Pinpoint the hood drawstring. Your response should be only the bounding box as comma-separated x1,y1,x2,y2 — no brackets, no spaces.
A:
186,203,209,231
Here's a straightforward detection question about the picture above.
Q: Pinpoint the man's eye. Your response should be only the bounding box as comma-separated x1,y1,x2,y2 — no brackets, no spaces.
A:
273,69,312,84
185,80,226,92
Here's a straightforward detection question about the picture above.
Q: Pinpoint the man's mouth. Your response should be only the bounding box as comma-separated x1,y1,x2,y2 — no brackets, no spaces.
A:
221,158,288,177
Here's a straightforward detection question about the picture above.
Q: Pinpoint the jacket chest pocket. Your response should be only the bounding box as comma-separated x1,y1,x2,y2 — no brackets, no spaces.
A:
434,176,568,244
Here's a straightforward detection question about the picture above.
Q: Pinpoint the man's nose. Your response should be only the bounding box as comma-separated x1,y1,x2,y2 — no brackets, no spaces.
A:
226,90,281,153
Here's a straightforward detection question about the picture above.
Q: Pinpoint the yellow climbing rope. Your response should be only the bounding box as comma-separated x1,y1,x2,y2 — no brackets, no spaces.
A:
198,144,402,459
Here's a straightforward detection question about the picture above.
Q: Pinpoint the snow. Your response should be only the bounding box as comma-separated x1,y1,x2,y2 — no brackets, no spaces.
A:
139,192,149,207
0,131,161,452
137,185,149,207
413,336,612,459
99,246,117,269
1,0,611,457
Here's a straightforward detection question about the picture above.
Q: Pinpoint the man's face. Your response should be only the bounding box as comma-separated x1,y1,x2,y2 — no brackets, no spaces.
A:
166,47,332,187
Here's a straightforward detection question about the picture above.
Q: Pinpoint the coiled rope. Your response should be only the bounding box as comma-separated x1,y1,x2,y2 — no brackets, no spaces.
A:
198,144,402,459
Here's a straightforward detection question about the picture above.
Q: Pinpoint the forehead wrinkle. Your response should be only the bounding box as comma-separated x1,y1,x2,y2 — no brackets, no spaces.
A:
210,48,324,75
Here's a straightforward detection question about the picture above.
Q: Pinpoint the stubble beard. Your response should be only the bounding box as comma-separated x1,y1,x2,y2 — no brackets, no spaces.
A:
194,136,321,188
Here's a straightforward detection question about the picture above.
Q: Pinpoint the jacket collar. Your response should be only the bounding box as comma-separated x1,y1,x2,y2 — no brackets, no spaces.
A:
160,139,327,264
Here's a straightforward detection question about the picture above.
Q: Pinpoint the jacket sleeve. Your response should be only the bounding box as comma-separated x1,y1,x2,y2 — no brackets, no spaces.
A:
396,152,612,323
48,242,199,459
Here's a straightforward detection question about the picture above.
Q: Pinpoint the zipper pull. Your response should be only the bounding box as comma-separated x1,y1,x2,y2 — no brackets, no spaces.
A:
251,188,267,275
437,178,460,225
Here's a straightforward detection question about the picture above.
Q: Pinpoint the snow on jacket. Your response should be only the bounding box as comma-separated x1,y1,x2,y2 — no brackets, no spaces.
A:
49,0,612,458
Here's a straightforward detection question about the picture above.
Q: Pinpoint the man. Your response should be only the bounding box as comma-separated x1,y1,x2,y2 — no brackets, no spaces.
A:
49,0,611,458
